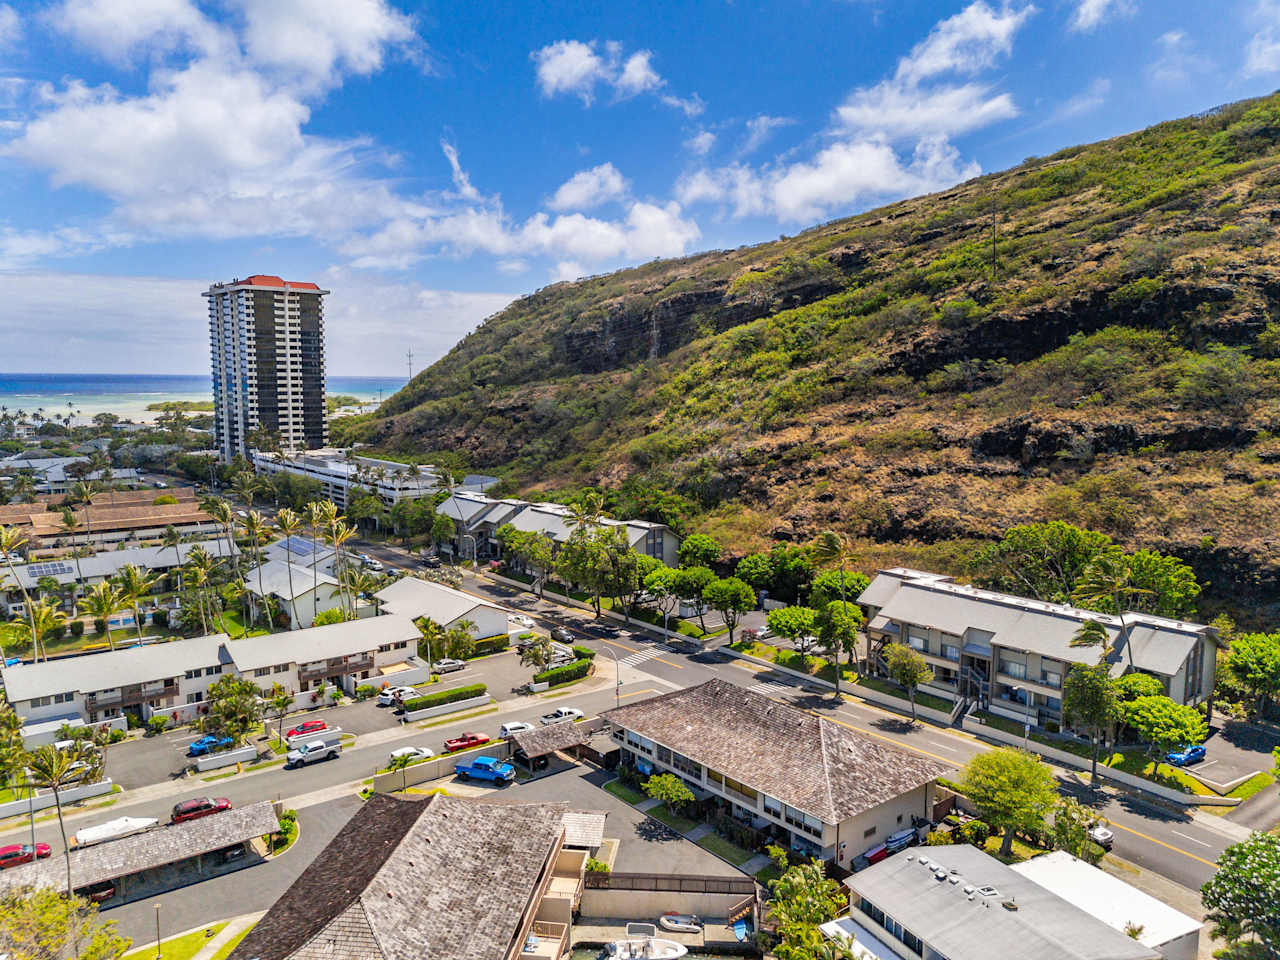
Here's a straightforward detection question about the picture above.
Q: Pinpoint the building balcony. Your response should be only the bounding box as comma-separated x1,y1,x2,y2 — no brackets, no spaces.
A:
994,671,1062,697
518,921,568,959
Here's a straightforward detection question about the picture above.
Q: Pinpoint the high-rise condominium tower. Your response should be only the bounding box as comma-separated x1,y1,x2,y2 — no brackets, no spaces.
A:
205,274,329,462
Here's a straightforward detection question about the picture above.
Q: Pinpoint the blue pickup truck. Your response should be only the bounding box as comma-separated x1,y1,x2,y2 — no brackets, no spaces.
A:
188,734,234,757
454,756,515,783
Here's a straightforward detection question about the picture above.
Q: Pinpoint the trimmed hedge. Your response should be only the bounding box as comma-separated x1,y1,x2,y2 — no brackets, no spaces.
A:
402,683,487,713
534,659,592,686
472,634,510,656
571,645,596,661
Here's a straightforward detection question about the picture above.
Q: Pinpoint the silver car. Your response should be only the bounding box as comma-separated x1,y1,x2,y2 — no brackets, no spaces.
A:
433,658,466,674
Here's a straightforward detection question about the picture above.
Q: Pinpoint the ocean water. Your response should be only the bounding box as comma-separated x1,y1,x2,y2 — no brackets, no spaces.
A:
0,373,406,423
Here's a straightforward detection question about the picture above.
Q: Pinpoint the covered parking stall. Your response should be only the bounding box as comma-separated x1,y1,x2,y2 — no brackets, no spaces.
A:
509,723,598,776
0,801,280,907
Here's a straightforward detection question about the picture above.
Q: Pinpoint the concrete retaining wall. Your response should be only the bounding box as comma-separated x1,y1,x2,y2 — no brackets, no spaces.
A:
193,744,259,772
0,778,115,818
20,717,127,749
402,693,492,722
373,740,515,794
580,889,750,919
960,715,1239,806
285,726,344,746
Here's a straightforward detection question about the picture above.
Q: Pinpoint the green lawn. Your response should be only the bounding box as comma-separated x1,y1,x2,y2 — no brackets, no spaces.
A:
208,926,255,960
1102,751,1215,797
754,862,784,886
983,836,1042,865
696,832,755,866
122,922,228,960
729,640,855,682
854,675,953,713
646,804,698,834
603,779,647,805
214,610,270,639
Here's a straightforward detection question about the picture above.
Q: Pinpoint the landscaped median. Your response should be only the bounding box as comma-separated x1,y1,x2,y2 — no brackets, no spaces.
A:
400,683,490,721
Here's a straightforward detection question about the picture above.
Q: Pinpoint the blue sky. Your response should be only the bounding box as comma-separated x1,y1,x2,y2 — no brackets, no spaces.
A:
1,0,1279,374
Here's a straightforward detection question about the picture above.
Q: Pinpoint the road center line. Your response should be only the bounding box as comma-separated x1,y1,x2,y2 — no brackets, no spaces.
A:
1170,829,1212,847
1109,822,1218,868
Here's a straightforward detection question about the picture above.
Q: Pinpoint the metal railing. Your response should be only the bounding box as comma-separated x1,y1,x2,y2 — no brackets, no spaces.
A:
584,872,756,894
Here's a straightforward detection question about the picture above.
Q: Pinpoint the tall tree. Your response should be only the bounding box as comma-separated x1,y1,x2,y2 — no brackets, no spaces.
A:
973,521,1112,603
59,509,85,588
241,511,271,627
1050,797,1106,863
25,597,67,662
416,617,447,668
1072,548,1152,669
958,747,1057,856
1201,832,1280,955
643,565,681,634
1122,696,1206,757
68,480,99,548
0,886,130,960
308,499,338,606
0,526,37,654
112,564,159,643
766,606,819,661
816,599,863,696
671,565,715,631
810,531,860,643
160,525,183,591
1225,632,1280,717
677,533,722,569
77,583,125,652
1062,662,1119,786
25,742,93,895
1068,618,1115,664
275,507,304,630
201,674,263,745
702,576,755,643
327,518,358,617
885,643,934,722
268,682,294,745
519,636,554,677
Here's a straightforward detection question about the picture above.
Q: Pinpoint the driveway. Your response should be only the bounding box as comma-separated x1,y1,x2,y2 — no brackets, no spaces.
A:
1193,717,1280,789
512,764,740,877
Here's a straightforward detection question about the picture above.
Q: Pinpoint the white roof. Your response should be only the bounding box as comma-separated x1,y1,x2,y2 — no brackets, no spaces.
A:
1011,851,1201,949
1,634,230,701
244,559,338,600
263,536,334,568
222,614,420,672
9,540,237,589
373,577,503,626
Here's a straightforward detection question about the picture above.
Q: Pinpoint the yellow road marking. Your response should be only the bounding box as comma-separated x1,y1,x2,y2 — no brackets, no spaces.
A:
618,688,658,700
1106,821,1219,869
598,635,683,669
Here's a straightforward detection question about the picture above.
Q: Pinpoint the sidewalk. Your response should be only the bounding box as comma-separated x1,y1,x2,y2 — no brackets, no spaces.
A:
190,911,264,960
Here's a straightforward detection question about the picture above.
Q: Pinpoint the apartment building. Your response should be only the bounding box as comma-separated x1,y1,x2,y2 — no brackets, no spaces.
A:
860,569,1217,730
0,456,140,495
205,274,329,461
836,844,1199,960
229,793,589,960
373,576,510,639
1,615,422,729
242,558,345,629
603,680,947,867
250,449,446,510
436,491,682,565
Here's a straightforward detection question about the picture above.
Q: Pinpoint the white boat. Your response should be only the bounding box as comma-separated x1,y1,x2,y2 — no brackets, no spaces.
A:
607,923,689,959
74,816,158,847
658,913,703,933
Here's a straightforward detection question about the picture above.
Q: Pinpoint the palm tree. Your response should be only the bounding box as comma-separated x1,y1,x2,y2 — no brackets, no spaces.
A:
0,526,38,650
242,511,271,628
1072,549,1152,671
268,682,294,746
203,496,243,582
327,518,357,616
113,564,159,643
24,597,66,662
308,499,337,606
161,525,184,591
519,636,554,678
1069,618,1115,664
276,508,303,630
415,617,446,670
565,491,606,536
87,452,114,505
57,509,85,592
334,567,381,620
184,543,216,635
10,472,35,503
77,582,125,652
68,480,99,548
231,471,261,509
811,529,858,694
444,618,476,660
25,741,93,896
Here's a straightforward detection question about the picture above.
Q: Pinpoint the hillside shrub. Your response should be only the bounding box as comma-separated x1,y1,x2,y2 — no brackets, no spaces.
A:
533,659,592,686
153,494,179,505
402,683,487,713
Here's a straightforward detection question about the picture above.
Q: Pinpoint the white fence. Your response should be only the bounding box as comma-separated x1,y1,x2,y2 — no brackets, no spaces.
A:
19,716,127,749
285,727,344,746
193,744,259,772
0,779,115,819
402,693,493,722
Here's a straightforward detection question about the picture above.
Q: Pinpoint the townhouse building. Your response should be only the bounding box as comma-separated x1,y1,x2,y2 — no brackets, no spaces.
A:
603,680,947,868
859,569,1217,730
372,576,510,639
250,449,447,510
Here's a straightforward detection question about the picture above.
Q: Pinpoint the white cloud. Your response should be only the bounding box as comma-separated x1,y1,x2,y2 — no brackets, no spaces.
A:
1244,1,1280,77
0,4,20,49
552,261,586,282
1068,0,1133,33
531,38,701,113
742,114,793,155
616,51,662,96
895,1,1034,85
685,130,716,156
1053,76,1110,120
0,269,514,375
548,162,629,211
835,80,1017,140
441,140,480,201
52,0,226,64
1147,30,1207,87
497,259,528,275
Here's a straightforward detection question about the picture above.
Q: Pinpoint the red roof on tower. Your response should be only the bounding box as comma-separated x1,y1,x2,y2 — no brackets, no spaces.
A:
235,274,322,291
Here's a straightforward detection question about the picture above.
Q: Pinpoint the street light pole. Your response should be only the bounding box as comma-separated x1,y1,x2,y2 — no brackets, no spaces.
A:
1020,686,1031,750
154,903,162,960
601,646,622,710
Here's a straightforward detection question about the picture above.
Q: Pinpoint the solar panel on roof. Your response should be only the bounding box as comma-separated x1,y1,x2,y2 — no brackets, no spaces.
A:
278,535,329,556
28,561,74,577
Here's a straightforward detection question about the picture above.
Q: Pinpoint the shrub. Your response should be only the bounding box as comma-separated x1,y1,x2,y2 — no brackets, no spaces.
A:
354,684,376,701
46,623,65,641
533,659,592,685
108,729,126,743
585,857,611,874
517,632,535,640
401,683,487,713
70,620,84,638
93,617,107,635
926,830,954,846
147,715,169,736
472,634,510,656
153,494,179,505
312,608,352,627
151,609,169,629
126,713,142,730
571,645,597,661
959,820,992,848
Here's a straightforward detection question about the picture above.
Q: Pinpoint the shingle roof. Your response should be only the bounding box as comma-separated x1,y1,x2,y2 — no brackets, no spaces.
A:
0,801,279,893
511,721,594,759
561,810,607,848
230,793,568,960
847,845,1158,960
373,576,502,625
603,679,949,824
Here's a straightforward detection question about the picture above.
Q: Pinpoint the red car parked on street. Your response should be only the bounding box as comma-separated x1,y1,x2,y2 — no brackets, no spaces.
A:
444,732,491,753
286,719,327,739
0,843,51,869
170,797,231,824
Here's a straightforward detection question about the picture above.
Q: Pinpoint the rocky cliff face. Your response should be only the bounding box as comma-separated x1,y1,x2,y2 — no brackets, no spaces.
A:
346,94,1280,620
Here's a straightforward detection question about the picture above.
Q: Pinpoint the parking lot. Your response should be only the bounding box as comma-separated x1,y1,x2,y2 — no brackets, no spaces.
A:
1193,717,1280,788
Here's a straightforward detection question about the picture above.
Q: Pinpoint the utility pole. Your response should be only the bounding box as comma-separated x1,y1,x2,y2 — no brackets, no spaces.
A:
406,348,414,382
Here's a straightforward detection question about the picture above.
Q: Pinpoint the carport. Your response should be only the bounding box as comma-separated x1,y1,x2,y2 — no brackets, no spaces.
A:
0,801,280,906
510,723,596,774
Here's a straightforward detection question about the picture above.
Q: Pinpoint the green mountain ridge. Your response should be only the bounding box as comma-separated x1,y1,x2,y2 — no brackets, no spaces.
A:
340,94,1280,619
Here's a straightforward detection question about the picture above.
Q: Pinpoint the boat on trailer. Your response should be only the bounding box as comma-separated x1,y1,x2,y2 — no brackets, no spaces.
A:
606,923,689,958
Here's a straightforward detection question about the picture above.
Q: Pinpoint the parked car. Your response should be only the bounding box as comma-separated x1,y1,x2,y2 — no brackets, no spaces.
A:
419,554,442,568
1165,744,1206,766
444,732,490,752
214,844,246,864
1088,825,1114,850
377,686,417,707
187,734,234,757
389,746,433,764
170,797,231,824
363,558,385,572
286,740,340,766
550,626,575,644
286,719,328,739
0,843,51,869
510,614,535,628
433,658,466,674
539,707,584,725
76,880,116,902
454,755,515,783
500,721,536,738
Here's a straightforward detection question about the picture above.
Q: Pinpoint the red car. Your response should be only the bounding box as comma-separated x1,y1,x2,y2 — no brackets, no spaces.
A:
286,719,327,739
444,732,491,753
0,843,51,869
171,796,231,824
77,880,116,903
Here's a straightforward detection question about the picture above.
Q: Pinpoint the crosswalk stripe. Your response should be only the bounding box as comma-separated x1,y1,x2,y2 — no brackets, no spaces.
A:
618,647,667,667
748,678,796,695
